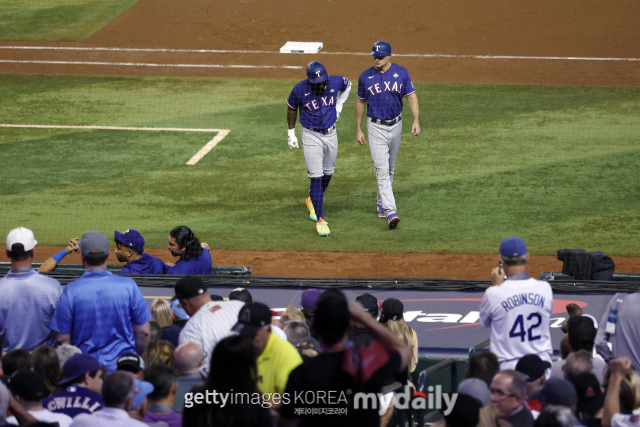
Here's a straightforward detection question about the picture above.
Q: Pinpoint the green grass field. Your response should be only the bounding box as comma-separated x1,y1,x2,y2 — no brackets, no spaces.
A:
1,74,640,255
0,0,141,40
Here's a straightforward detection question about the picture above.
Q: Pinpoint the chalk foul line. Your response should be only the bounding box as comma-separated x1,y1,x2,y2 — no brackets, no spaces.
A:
0,124,229,165
0,59,302,69
1,45,640,61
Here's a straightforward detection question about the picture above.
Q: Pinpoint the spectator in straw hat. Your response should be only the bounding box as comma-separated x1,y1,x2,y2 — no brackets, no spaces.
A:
50,230,152,372
0,227,62,352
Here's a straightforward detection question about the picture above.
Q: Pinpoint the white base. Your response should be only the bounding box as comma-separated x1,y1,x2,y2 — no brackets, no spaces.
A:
279,42,323,54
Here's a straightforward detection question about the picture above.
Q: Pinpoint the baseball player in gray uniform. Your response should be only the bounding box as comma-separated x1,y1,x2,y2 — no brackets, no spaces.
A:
356,41,420,229
287,61,351,236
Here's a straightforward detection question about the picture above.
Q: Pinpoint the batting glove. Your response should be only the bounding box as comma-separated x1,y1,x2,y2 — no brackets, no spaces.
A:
336,105,343,121
287,128,299,149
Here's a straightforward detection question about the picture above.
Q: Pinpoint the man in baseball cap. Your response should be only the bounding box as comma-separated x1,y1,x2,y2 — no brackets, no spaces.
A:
50,230,153,372
0,227,62,353
232,302,302,394
114,229,166,274
371,40,392,56
570,372,604,424
175,276,244,371
349,294,379,345
116,353,145,380
7,369,75,426
229,287,253,304
128,379,155,422
529,377,578,411
43,354,104,418
480,236,554,370
516,354,551,411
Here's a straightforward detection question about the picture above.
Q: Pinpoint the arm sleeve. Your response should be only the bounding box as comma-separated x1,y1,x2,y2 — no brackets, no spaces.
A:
50,288,73,334
286,87,299,109
479,291,492,328
131,282,153,325
403,70,416,97
357,74,366,100
336,80,351,110
595,294,616,362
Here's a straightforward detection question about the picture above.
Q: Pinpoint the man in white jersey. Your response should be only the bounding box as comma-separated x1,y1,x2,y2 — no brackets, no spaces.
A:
175,276,244,374
480,236,553,370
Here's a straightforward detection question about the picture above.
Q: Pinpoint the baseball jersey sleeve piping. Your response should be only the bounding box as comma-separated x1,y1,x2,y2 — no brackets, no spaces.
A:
356,94,366,100
403,90,416,97
286,100,296,109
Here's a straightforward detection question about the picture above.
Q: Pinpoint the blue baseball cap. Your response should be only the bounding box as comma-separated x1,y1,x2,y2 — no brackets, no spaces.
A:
132,379,154,411
306,61,328,84
370,41,392,56
499,236,527,257
171,299,190,320
114,229,145,252
529,378,577,407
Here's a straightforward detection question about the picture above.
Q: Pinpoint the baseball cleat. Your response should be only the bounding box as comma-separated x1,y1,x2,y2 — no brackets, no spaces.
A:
305,197,318,222
377,204,386,218
387,213,400,229
316,218,330,236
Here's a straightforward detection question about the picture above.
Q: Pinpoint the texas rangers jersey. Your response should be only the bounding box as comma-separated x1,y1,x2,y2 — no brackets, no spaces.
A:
287,75,350,130
479,276,554,367
357,63,415,120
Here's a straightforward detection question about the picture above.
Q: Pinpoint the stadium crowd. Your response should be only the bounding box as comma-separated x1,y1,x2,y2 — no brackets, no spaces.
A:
0,227,639,427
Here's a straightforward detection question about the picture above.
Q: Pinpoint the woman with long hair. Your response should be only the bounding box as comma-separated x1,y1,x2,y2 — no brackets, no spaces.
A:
151,299,173,328
379,298,418,373
31,345,63,394
144,340,176,371
183,335,271,427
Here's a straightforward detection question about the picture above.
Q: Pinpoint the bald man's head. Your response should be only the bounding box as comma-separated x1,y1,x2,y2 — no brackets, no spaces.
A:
174,342,204,376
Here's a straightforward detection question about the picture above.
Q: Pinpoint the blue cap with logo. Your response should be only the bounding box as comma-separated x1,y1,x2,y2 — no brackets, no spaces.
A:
132,379,154,410
499,236,527,257
114,229,145,252
370,41,392,56
306,61,328,84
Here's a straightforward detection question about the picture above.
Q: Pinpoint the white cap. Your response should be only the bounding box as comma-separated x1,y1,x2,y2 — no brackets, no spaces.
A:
6,227,37,252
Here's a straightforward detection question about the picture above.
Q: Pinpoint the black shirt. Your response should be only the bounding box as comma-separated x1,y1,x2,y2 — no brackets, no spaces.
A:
505,406,534,427
280,342,401,427
348,328,375,346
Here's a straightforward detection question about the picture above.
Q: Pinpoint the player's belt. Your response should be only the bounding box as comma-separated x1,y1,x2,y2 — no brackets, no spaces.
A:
370,116,402,126
303,125,336,134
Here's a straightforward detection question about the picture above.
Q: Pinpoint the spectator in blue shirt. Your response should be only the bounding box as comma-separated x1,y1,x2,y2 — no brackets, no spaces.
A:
50,230,152,372
0,227,62,352
165,226,212,275
114,229,166,275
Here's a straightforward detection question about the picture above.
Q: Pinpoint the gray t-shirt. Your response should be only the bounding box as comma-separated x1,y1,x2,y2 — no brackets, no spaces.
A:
595,292,640,370
550,355,608,385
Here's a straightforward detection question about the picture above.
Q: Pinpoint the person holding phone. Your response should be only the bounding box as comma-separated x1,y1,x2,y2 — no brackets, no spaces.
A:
480,237,554,371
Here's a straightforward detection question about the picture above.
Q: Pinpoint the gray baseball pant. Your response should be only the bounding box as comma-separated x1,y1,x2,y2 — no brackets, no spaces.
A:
367,117,403,215
301,126,338,178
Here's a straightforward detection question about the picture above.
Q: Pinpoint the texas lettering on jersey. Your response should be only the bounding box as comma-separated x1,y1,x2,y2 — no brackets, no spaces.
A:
303,95,335,112
357,63,415,120
287,75,350,129
366,80,405,96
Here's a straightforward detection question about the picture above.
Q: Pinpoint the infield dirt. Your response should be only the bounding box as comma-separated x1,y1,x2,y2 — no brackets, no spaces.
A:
1,0,639,277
